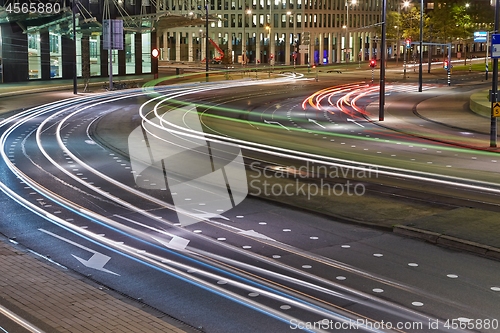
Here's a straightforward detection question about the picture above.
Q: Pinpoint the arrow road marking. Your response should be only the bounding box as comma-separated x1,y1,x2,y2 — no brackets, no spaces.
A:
347,118,365,128
39,228,119,276
152,236,191,251
308,118,326,129
263,119,290,131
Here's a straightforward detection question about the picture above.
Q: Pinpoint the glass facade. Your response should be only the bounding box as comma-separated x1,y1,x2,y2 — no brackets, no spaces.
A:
142,32,151,74
125,33,135,74
90,35,101,76
28,31,40,79
49,28,62,78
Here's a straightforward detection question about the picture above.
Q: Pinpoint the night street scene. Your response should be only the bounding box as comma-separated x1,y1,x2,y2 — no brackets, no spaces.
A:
0,0,499,332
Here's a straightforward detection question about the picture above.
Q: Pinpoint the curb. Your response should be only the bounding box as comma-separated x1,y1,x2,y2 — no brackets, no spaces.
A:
393,225,500,261
469,90,490,117
0,78,147,98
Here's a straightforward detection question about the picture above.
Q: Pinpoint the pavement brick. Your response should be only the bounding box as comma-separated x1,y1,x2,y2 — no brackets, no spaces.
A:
0,240,190,333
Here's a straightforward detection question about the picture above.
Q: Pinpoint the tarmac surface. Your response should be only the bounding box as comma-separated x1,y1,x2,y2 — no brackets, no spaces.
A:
0,69,499,332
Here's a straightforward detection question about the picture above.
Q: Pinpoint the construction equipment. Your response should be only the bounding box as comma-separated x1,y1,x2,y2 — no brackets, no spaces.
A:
202,37,224,64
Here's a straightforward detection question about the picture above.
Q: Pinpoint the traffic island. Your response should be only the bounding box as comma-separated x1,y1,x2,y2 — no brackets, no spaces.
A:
470,90,492,117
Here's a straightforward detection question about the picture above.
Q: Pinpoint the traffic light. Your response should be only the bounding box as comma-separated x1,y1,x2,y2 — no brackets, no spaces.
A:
405,39,411,49
151,48,159,58
443,60,449,70
369,59,376,68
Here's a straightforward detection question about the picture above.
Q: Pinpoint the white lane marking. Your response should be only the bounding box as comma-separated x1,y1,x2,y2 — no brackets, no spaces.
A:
39,228,119,276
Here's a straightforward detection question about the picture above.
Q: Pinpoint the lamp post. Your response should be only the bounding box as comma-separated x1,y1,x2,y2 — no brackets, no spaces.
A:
396,0,410,66
72,0,77,95
490,0,499,147
287,11,296,69
266,24,271,64
243,8,251,65
345,0,357,62
205,0,209,81
418,0,423,92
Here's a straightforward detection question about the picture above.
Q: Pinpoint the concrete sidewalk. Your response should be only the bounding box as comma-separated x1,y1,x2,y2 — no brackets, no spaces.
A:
0,238,193,333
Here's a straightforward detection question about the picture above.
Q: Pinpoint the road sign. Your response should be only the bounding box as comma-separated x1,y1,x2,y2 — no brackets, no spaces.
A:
492,34,500,59
103,19,124,50
299,45,309,53
494,102,500,117
474,31,488,43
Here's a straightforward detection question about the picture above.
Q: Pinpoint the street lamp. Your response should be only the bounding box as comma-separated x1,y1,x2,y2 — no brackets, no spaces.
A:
266,24,272,64
418,0,423,92
205,0,209,81
396,0,410,65
243,8,251,65
342,24,347,63
345,0,357,62
287,11,296,69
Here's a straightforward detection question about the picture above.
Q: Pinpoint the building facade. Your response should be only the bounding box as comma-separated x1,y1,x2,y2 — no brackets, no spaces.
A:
160,0,395,65
0,0,158,83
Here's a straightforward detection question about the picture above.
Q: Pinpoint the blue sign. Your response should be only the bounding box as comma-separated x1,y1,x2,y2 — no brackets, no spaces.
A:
474,31,487,43
492,34,500,59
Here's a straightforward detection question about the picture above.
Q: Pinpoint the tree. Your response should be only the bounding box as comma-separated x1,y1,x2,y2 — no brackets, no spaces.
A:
400,7,430,41
427,2,474,43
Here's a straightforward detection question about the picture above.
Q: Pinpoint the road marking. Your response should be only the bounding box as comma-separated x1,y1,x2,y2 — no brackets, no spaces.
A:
347,118,365,127
307,118,326,129
152,235,190,251
263,119,290,131
38,228,119,275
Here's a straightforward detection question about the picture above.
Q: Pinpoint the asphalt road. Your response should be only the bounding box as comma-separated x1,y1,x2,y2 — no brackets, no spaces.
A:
0,76,499,332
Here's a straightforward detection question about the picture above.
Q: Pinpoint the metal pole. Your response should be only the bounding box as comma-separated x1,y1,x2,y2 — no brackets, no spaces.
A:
109,21,113,91
490,0,499,147
243,9,246,66
396,4,400,66
205,1,209,81
403,44,407,78
293,14,296,70
379,0,387,121
418,0,423,92
447,43,451,86
72,0,77,94
346,1,349,63
486,31,490,80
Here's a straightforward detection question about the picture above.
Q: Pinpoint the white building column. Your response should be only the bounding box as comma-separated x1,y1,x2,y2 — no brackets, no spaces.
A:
163,33,168,60
368,32,373,60
256,33,261,64
318,32,324,64
328,32,333,63
376,33,381,60
336,32,342,63
201,34,206,61
309,32,315,64
270,32,276,65
188,32,194,62
225,33,232,64
176,31,181,61
285,33,291,65
361,31,366,60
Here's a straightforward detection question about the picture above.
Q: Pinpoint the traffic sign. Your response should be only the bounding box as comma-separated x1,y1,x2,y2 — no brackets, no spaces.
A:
492,34,500,59
474,31,487,43
494,102,500,117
